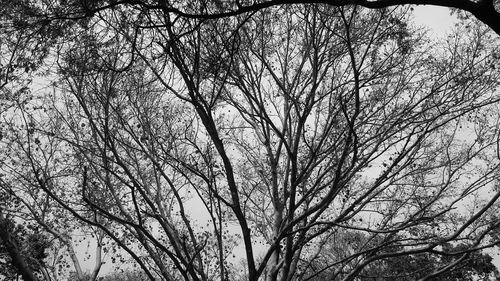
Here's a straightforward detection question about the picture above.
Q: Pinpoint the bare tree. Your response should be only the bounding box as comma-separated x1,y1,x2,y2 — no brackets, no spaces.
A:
2,2,500,281
176,5,500,281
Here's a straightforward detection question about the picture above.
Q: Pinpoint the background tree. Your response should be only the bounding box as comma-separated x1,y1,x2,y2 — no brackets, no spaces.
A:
302,231,500,280
0,35,108,280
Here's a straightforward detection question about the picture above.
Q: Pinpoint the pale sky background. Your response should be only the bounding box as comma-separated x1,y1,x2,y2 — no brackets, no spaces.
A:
413,5,458,37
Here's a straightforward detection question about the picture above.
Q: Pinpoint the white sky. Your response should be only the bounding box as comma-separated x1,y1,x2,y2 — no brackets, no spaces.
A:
412,5,458,37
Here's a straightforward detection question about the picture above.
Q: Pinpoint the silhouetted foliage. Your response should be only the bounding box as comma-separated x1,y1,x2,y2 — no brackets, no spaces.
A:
0,216,50,281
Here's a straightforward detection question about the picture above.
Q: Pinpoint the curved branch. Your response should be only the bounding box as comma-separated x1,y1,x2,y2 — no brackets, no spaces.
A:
153,0,500,35
42,0,500,35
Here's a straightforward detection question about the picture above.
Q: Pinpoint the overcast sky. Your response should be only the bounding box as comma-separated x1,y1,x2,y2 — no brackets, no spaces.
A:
412,5,457,37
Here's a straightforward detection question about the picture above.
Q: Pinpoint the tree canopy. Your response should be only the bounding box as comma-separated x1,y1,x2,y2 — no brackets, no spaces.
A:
1,1,500,281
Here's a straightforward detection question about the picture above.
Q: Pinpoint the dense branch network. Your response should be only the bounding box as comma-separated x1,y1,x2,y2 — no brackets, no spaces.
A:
1,1,500,281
